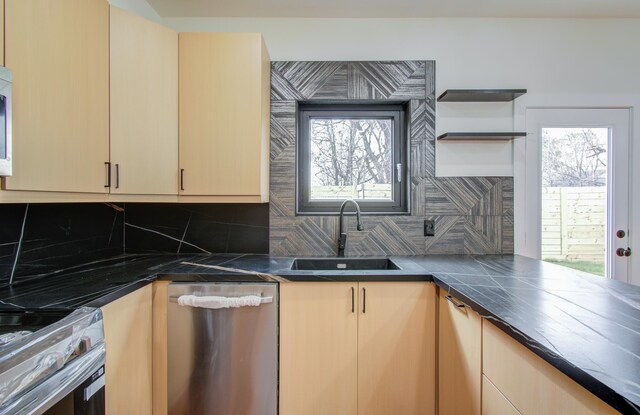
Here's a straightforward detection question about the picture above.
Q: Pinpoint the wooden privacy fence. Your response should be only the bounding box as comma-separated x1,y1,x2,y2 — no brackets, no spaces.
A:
541,186,606,263
311,184,392,200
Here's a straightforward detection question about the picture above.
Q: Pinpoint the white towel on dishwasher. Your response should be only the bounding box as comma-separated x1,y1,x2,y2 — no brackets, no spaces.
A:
177,295,262,309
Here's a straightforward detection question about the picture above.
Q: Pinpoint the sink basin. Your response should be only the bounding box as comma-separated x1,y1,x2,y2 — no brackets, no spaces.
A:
290,258,401,271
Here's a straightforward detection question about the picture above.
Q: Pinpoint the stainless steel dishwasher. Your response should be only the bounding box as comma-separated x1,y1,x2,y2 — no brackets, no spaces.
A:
167,282,278,415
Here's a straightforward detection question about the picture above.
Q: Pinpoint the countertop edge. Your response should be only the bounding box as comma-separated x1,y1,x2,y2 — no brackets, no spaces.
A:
85,277,157,309
433,277,636,415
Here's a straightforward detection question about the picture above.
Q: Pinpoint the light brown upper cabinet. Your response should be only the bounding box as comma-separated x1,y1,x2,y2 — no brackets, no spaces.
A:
179,33,270,201
438,291,482,415
280,282,435,415
110,6,178,195
4,0,110,193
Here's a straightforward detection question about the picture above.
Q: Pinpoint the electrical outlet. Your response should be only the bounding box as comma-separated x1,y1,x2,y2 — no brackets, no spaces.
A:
424,219,435,237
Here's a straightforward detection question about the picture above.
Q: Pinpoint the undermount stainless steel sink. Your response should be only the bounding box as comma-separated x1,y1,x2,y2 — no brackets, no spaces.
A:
290,258,401,271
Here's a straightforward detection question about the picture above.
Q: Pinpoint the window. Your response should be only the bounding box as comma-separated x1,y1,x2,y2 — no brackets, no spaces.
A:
541,127,608,276
297,102,409,214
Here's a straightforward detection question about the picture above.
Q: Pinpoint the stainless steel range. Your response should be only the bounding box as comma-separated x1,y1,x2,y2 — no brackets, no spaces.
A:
0,307,106,415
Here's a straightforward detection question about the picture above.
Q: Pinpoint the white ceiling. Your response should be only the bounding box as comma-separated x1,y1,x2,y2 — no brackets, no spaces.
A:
145,0,640,18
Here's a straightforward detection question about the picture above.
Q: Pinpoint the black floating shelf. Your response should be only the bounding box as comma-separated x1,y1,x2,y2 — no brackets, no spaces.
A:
437,132,527,141
437,89,527,102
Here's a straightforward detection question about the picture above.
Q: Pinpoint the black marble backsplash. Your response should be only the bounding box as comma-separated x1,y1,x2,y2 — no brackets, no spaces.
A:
0,203,269,286
0,203,124,285
124,203,269,255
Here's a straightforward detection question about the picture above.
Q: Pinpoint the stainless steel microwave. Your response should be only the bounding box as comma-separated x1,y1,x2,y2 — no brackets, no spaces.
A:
0,67,12,177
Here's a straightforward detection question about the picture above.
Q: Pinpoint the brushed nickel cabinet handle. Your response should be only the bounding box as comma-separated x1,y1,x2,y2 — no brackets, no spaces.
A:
115,164,120,189
180,169,185,191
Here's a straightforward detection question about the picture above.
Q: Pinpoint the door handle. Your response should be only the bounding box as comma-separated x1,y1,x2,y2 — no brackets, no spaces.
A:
616,247,631,257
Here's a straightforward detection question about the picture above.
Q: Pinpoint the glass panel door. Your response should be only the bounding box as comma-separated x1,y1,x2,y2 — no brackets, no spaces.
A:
525,108,630,282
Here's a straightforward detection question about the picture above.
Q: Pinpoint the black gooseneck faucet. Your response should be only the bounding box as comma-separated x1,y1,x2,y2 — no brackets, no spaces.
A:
338,199,364,257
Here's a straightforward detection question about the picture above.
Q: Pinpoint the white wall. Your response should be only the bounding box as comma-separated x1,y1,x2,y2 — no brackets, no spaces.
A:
108,0,163,23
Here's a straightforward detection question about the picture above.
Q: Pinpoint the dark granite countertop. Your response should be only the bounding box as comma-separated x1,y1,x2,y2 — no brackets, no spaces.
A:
0,255,183,310
0,253,638,413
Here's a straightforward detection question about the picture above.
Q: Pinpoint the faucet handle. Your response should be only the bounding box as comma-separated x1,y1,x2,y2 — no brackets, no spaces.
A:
339,233,347,248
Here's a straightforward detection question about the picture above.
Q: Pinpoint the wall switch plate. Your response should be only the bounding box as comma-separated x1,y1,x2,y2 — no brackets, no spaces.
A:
424,219,435,237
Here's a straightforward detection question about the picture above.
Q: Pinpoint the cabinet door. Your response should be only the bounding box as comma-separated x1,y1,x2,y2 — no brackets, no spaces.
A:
110,6,178,195
357,282,436,415
4,0,109,192
280,282,358,415
438,291,482,415
483,321,620,415
101,285,153,415
179,32,270,200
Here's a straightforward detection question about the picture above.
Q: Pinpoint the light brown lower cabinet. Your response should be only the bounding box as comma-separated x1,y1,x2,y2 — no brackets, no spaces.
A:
280,282,435,415
482,321,620,415
438,291,482,415
101,285,153,415
280,282,358,415
482,375,521,415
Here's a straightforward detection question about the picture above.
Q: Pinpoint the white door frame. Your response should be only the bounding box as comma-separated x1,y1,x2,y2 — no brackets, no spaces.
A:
515,105,632,283
514,94,639,286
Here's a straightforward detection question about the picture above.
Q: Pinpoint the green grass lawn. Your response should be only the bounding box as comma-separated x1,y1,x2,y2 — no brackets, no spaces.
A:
543,259,605,277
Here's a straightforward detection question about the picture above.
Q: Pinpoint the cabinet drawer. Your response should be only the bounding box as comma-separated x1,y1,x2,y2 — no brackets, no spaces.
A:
482,321,619,415
482,375,520,415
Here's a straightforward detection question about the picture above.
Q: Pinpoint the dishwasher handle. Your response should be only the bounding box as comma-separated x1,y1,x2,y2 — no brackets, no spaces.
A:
170,294,273,309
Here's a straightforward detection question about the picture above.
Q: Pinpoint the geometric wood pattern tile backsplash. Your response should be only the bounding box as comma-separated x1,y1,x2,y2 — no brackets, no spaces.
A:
270,61,514,256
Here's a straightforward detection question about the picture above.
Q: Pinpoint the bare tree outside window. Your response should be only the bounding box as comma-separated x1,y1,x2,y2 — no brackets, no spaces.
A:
297,103,408,214
309,118,393,200
542,128,607,187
